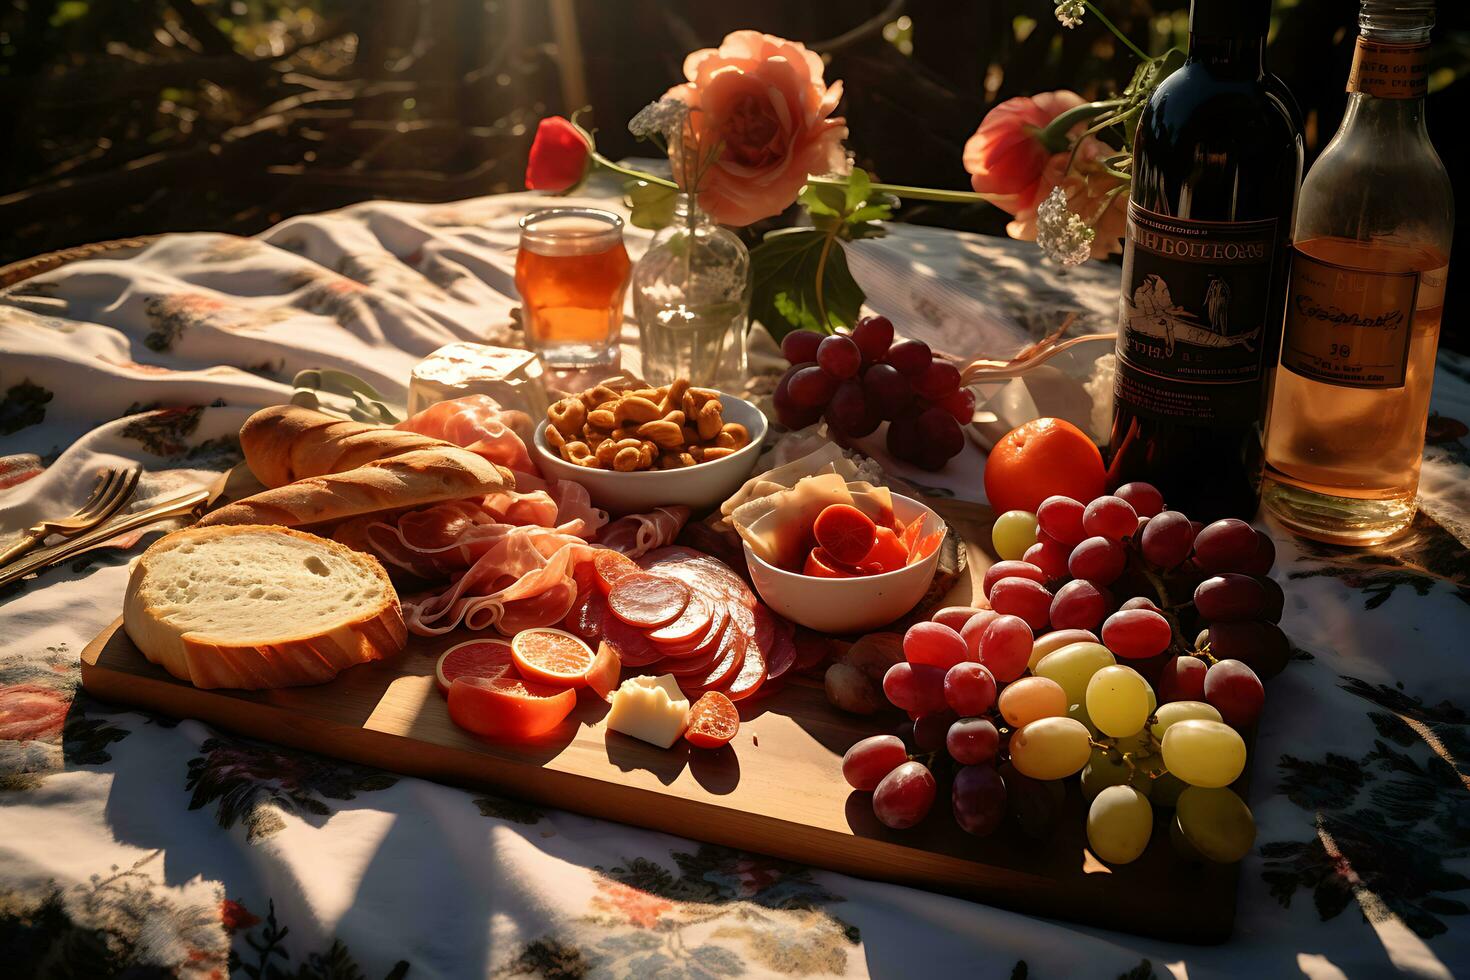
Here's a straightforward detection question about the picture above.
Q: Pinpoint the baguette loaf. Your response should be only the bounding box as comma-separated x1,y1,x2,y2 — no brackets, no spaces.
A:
124,524,406,689
241,404,455,488
198,447,513,529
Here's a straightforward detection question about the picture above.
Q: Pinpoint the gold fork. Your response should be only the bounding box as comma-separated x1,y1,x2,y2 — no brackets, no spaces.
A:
0,466,143,569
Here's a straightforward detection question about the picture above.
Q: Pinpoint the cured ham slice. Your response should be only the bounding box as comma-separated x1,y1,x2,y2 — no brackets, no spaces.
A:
396,394,537,475
401,526,593,635
597,505,690,558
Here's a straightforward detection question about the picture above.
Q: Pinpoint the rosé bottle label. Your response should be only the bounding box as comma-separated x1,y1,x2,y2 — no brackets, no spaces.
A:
1280,248,1419,389
1347,39,1428,99
1114,202,1279,426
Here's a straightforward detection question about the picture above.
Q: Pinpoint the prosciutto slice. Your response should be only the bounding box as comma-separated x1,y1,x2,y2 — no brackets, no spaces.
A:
596,505,690,559
403,526,594,635
396,394,537,475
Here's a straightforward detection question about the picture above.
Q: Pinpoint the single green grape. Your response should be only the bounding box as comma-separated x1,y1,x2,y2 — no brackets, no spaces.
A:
1086,785,1153,864
1085,664,1151,737
1161,720,1246,788
1175,786,1256,863
1081,748,1154,800
1035,642,1116,705
1151,771,1188,808
1150,700,1222,740
991,510,1039,561
1009,716,1091,780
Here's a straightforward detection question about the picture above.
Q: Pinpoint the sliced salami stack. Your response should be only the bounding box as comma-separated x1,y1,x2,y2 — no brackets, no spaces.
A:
559,546,796,701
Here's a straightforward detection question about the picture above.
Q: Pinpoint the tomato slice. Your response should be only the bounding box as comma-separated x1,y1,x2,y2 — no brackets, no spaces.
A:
812,504,878,565
685,691,739,749
803,547,862,578
858,526,909,573
607,573,691,628
447,674,577,740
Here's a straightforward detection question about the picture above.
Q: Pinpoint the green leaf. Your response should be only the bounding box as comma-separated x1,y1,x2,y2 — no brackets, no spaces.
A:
625,179,677,230
798,181,848,217
749,228,865,340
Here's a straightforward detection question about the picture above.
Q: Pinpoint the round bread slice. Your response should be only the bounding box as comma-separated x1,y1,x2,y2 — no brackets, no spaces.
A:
124,524,407,690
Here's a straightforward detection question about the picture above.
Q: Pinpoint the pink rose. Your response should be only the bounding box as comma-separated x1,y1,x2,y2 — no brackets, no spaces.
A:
963,91,1087,215
667,31,848,226
1006,136,1129,259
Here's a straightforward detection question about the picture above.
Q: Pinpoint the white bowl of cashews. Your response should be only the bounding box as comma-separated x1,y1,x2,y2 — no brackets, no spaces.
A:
532,387,769,516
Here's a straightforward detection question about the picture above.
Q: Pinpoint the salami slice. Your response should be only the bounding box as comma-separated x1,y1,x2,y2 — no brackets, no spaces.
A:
684,627,746,691
723,635,767,700
593,549,639,594
599,614,666,667
560,589,608,644
764,616,797,683
660,617,732,676
607,573,691,628
648,590,713,645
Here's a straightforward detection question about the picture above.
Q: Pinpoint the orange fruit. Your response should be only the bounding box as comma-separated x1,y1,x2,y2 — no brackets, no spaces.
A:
983,418,1105,515
511,628,596,687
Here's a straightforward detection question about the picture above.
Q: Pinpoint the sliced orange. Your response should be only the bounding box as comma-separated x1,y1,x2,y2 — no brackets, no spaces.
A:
511,628,596,687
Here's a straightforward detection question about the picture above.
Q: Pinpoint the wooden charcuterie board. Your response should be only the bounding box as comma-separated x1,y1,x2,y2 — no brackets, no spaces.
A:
80,499,1240,943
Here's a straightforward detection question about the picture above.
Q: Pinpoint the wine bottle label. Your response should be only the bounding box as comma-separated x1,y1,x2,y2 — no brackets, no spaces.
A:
1114,202,1279,426
1280,251,1441,389
1347,39,1428,99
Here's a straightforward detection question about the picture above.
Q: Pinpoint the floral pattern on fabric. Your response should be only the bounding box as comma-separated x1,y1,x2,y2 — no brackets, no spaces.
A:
0,380,53,436
0,852,228,978
1262,676,1470,939
0,646,129,791
497,845,859,978
185,734,399,842
119,405,242,467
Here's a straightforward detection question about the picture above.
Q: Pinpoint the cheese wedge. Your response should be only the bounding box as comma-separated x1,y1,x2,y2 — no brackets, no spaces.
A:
607,674,689,748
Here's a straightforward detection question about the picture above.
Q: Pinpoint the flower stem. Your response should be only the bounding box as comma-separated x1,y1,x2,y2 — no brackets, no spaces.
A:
1084,0,1150,61
1035,100,1126,152
807,175,991,205
591,152,677,189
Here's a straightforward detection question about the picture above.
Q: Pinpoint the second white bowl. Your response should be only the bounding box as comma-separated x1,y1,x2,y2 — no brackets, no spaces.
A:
743,493,945,634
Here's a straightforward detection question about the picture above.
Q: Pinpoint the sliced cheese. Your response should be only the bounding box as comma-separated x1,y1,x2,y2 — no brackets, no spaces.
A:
607,674,689,749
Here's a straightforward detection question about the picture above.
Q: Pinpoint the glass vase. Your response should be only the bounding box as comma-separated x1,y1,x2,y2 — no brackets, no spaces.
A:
631,195,750,390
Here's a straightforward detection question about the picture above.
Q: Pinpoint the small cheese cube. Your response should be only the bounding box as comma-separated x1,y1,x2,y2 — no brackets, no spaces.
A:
606,674,690,749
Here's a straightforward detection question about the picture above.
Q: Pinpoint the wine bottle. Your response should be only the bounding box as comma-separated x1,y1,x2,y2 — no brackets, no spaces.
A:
1106,0,1303,521
1262,0,1452,545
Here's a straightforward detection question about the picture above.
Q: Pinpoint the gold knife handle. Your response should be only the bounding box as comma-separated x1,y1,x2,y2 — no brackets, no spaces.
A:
0,488,211,591
0,529,45,570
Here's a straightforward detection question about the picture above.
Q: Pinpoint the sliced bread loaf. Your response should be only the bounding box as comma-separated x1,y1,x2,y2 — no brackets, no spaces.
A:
124,524,407,689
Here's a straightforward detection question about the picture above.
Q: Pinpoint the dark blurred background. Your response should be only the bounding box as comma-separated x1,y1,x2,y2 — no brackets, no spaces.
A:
0,0,1465,343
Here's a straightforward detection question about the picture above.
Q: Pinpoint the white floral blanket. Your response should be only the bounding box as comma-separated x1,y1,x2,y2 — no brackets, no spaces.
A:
1,191,1468,979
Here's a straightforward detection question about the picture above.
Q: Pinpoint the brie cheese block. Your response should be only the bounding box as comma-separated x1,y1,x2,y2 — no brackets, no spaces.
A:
408,342,548,416
606,674,690,749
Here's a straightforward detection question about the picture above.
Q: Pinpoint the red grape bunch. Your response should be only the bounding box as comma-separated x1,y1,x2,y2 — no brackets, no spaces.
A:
774,316,975,471
839,481,1283,866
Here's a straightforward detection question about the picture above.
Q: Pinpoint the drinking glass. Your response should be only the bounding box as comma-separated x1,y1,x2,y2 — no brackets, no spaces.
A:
515,207,631,370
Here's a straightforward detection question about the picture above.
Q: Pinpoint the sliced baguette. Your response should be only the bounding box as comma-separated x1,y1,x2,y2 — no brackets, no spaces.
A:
124,524,407,689
197,447,514,529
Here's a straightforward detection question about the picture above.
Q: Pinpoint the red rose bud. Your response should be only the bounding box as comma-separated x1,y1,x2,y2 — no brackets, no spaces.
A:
525,116,592,192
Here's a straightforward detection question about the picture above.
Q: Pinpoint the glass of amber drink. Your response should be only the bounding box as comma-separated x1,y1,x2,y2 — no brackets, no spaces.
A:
515,207,631,370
